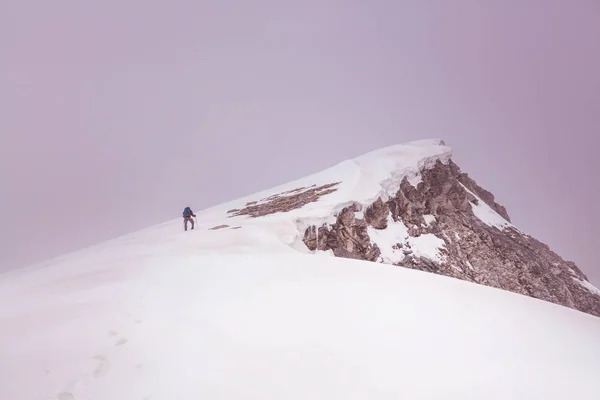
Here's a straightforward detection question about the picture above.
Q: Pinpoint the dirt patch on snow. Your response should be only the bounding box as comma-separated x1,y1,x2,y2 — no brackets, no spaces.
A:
209,224,230,230
227,182,341,218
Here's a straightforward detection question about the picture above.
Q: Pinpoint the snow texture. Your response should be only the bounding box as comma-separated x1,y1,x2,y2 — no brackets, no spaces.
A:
577,277,600,296
423,214,436,226
368,216,409,263
460,183,513,229
409,233,447,262
2,139,600,399
368,216,447,264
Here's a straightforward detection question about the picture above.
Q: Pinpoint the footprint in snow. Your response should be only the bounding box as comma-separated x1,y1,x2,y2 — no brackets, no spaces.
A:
93,355,110,378
57,392,74,400
115,337,128,346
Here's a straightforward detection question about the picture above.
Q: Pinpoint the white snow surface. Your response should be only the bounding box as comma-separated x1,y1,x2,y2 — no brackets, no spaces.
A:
2,139,600,399
422,214,436,226
459,183,513,230
219,139,453,226
577,277,600,296
368,216,446,264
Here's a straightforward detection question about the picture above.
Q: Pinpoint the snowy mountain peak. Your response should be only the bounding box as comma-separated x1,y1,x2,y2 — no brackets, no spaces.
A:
198,138,599,317
2,139,600,400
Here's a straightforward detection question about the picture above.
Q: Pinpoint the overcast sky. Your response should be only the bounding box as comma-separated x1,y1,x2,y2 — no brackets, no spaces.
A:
1,1,599,284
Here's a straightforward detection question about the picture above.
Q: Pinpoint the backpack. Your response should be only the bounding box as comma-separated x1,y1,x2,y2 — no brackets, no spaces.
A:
183,207,191,217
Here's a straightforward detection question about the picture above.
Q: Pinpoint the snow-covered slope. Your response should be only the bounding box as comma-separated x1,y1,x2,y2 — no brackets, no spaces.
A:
197,139,454,229
2,139,600,400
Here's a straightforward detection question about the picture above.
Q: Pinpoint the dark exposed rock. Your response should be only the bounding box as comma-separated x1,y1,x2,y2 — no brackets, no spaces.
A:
228,182,341,218
300,159,600,318
209,224,230,230
303,204,380,262
365,198,389,229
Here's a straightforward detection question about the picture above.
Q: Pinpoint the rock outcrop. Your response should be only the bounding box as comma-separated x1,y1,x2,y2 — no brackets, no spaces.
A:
300,159,600,318
221,151,600,318
305,203,382,262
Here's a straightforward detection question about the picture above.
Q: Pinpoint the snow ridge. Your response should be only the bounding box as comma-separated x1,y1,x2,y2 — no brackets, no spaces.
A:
3,139,600,400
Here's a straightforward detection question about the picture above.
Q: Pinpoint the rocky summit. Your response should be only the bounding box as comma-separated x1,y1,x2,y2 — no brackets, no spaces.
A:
225,139,600,318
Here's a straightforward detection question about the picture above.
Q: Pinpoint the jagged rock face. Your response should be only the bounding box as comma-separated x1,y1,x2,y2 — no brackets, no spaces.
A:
365,198,389,229
305,203,381,262
302,159,600,318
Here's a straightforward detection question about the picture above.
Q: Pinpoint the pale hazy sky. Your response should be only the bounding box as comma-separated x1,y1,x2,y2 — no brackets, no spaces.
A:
1,1,599,284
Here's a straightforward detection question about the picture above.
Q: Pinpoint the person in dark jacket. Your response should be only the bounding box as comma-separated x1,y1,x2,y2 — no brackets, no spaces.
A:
182,206,196,231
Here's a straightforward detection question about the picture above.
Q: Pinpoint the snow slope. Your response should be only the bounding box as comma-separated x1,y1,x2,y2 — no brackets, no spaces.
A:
2,139,600,399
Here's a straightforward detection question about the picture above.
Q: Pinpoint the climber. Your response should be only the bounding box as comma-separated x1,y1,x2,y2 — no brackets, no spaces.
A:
182,206,196,231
